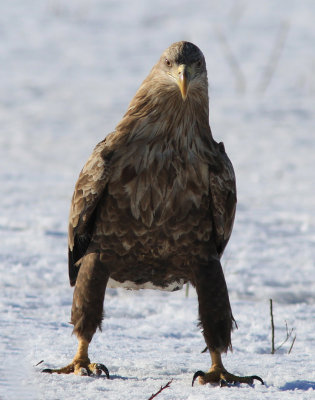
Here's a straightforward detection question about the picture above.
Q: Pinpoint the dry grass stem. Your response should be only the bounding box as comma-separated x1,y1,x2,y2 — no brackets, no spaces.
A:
147,379,173,400
270,299,296,354
270,299,275,354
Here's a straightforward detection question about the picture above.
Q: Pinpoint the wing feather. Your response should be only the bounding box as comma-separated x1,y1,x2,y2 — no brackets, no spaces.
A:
68,138,113,286
209,142,237,257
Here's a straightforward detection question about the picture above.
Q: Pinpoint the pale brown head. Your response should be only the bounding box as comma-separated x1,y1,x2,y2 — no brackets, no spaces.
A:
118,41,210,141
157,41,208,101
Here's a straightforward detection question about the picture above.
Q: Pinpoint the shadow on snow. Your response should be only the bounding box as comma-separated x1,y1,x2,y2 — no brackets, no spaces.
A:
280,380,315,391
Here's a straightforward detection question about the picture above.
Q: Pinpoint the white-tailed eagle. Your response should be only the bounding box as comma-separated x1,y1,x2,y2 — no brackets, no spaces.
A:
43,41,263,386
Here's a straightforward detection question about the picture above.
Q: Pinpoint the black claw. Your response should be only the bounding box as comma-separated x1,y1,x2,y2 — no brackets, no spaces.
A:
219,379,229,387
42,369,53,374
251,375,264,385
192,370,205,386
95,363,110,379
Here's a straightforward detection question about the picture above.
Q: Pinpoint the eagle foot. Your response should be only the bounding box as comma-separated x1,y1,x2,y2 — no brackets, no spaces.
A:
42,360,109,378
192,367,264,387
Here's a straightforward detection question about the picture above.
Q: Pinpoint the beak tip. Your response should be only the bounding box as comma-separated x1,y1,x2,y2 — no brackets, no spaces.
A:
177,65,190,101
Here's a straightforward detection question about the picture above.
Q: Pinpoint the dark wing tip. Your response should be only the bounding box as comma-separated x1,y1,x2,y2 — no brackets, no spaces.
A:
68,247,79,286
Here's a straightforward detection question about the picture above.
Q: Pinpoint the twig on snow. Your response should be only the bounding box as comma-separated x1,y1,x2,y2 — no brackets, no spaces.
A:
288,334,297,354
147,379,173,400
270,299,275,354
270,298,296,354
275,320,294,352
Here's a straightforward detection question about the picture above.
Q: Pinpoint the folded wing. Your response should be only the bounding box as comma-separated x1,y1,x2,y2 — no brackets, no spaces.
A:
209,142,237,257
68,138,112,286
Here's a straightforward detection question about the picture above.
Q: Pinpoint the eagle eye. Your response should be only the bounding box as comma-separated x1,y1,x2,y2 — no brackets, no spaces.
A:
165,58,172,67
196,59,202,68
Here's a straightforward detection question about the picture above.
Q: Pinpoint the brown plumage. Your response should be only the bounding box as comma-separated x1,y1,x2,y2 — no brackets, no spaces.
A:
43,41,263,386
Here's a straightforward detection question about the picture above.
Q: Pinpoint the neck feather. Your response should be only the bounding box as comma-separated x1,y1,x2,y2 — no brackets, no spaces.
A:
115,71,212,151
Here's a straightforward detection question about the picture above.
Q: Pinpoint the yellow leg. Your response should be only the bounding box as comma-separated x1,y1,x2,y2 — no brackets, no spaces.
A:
192,350,264,386
72,338,91,375
42,338,109,377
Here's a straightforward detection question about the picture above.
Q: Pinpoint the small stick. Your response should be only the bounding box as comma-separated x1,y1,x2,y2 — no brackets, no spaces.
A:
270,299,275,354
275,320,294,352
35,360,44,366
270,300,296,354
288,335,296,354
147,379,173,400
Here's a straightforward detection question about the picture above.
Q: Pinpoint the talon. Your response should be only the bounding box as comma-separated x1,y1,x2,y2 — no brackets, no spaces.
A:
96,363,110,379
250,375,264,385
89,363,110,378
43,339,110,377
42,368,53,374
94,368,102,376
40,359,110,377
220,379,228,387
192,367,264,387
192,370,205,386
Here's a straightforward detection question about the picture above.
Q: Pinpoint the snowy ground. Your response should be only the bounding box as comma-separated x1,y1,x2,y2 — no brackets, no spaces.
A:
1,0,314,399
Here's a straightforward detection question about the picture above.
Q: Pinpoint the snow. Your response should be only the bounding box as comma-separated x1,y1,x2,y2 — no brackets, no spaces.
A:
1,0,314,399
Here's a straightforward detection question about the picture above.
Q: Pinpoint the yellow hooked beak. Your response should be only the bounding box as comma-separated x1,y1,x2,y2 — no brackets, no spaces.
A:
177,64,191,101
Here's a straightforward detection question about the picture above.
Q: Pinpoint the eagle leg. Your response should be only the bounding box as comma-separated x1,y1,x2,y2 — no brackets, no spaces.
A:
192,350,264,386
42,338,110,377
42,253,110,377
192,259,263,387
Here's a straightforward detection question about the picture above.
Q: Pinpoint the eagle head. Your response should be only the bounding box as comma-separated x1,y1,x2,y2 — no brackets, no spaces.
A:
158,41,208,101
